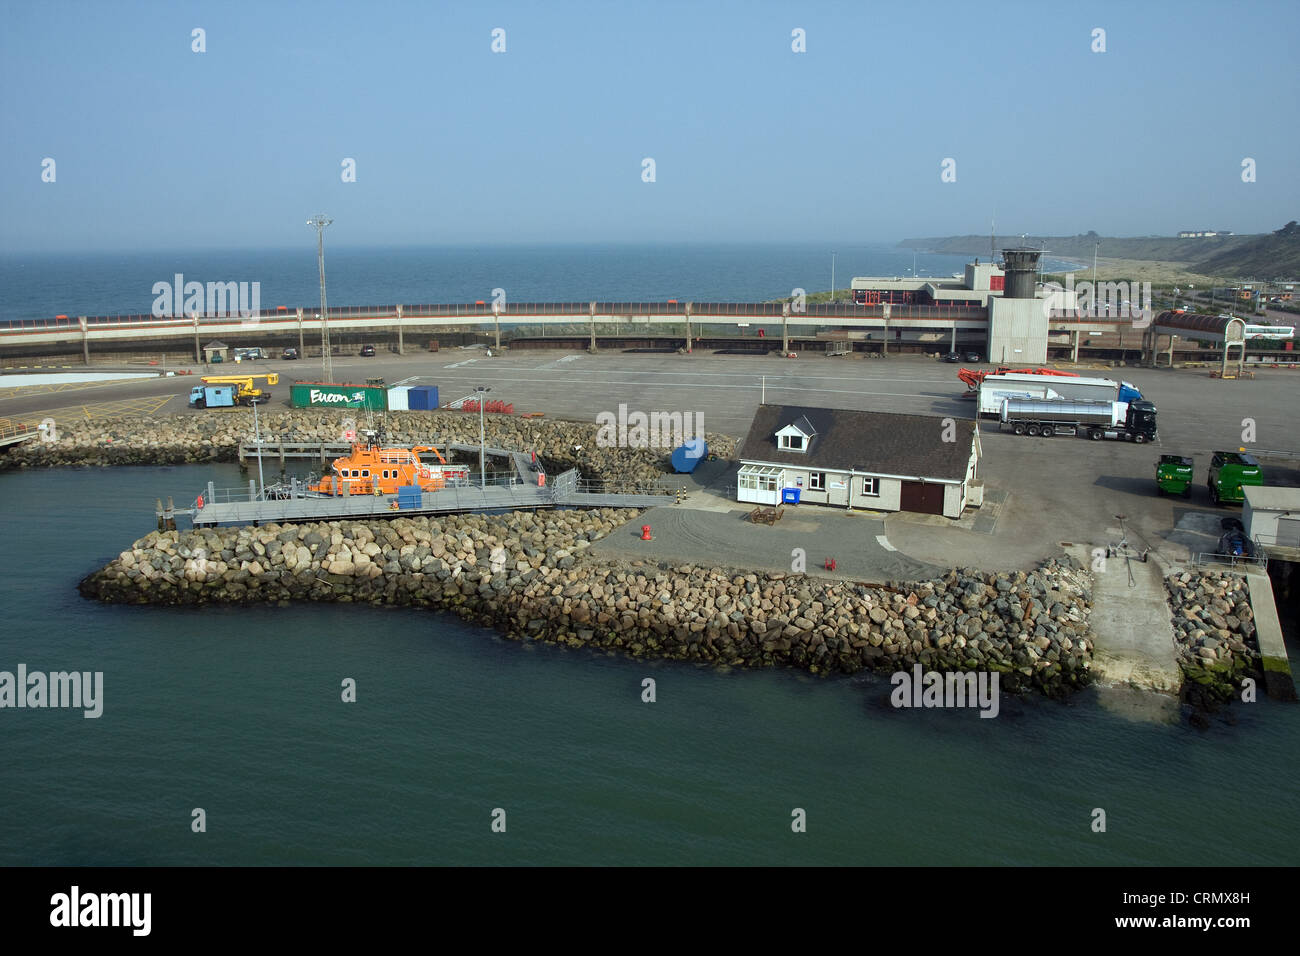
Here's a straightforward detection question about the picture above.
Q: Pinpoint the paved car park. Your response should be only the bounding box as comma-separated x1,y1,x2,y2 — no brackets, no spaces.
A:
3,347,1297,572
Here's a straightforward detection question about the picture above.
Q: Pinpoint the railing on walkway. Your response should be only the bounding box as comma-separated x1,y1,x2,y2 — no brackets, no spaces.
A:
2,300,991,332
1191,550,1268,570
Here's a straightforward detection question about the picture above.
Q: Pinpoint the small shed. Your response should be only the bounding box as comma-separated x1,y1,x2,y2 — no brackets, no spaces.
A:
1244,486,1300,560
202,340,230,364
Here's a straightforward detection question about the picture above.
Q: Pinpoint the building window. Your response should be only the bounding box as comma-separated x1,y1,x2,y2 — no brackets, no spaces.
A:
809,472,826,490
740,472,779,492
779,434,805,451
862,477,880,497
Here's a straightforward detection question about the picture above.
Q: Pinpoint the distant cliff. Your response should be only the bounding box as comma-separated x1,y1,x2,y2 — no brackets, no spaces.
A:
899,233,1245,262
901,225,1299,280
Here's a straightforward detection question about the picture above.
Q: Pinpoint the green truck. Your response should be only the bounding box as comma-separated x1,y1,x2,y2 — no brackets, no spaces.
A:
1155,455,1194,497
1207,451,1263,505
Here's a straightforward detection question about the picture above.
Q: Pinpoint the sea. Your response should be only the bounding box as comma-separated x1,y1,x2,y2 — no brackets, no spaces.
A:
0,244,1297,866
0,242,1079,324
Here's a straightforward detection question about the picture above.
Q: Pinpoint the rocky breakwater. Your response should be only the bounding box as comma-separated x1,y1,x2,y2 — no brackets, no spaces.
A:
1164,571,1261,713
0,410,735,488
79,509,1097,699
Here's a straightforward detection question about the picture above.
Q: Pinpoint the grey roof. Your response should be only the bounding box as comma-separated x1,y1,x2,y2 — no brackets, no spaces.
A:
1243,486,1300,511
203,340,229,348
739,404,976,480
785,415,818,437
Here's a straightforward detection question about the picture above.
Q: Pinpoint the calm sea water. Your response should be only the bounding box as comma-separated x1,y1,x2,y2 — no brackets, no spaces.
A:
0,243,1080,323
1,463,1297,866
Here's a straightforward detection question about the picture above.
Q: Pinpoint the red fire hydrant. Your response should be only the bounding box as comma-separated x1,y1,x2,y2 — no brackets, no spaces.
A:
824,557,837,570
641,525,653,541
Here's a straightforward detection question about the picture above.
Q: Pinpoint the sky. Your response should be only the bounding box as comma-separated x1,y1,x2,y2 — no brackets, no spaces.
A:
1,0,1297,253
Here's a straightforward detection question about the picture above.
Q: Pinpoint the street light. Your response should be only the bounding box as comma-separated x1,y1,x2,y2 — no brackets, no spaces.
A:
307,215,333,381
253,399,264,498
476,385,492,488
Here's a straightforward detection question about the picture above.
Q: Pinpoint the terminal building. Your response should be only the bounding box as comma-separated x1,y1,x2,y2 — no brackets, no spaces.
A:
849,248,1069,364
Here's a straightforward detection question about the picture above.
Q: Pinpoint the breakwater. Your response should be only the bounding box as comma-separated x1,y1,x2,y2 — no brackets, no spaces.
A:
79,508,1099,697
1164,570,1264,714
0,410,737,488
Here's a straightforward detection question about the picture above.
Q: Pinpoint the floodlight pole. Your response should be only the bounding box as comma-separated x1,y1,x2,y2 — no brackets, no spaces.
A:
308,215,333,381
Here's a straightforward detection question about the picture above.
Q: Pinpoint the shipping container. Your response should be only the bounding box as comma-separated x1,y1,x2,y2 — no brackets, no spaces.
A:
984,372,1143,404
387,385,411,411
407,385,440,411
289,382,388,410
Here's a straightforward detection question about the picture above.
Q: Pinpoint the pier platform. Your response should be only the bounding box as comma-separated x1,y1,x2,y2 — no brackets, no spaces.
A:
1245,567,1297,701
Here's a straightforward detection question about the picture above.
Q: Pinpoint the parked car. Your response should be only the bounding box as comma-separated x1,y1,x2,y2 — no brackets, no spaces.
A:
360,344,376,357
281,347,299,360
963,351,980,363
941,352,960,363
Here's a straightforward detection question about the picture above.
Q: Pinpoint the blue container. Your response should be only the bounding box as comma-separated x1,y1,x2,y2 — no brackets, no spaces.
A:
407,386,439,411
397,485,423,509
781,487,801,504
670,438,708,474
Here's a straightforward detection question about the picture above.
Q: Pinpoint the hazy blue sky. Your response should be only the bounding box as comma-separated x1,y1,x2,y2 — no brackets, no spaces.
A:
2,0,1296,252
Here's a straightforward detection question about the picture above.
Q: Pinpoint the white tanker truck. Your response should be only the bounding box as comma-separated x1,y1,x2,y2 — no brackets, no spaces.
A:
999,397,1159,442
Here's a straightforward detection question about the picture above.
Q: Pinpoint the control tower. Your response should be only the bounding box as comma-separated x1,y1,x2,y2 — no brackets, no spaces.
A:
1000,247,1042,299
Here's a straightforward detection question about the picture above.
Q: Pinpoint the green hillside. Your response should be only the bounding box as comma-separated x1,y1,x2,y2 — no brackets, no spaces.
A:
900,222,1300,280
1193,222,1300,279
898,233,1245,262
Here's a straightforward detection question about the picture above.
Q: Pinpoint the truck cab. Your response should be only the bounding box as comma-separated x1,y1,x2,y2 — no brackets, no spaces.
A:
1208,452,1263,505
1125,400,1158,442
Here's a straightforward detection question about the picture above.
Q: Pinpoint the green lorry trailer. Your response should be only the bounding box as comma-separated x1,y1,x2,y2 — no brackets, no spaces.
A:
1155,455,1194,496
1208,451,1263,505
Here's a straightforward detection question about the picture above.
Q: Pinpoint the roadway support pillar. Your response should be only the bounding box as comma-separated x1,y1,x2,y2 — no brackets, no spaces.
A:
1071,329,1079,363
782,303,790,353
492,306,501,350
589,301,597,353
950,324,956,352
297,308,305,357
1165,334,1176,368
193,312,201,364
684,303,691,353
80,316,89,365
397,304,404,355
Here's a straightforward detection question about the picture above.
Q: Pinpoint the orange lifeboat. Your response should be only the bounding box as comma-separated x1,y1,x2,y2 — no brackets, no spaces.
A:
307,436,470,496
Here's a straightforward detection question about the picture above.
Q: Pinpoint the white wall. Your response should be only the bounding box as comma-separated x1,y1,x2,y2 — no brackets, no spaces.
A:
988,297,1048,364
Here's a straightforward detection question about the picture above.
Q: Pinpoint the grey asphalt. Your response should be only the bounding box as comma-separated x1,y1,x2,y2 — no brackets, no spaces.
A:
4,348,1298,578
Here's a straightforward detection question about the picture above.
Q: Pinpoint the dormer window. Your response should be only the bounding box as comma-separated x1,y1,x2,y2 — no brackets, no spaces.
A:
774,415,818,454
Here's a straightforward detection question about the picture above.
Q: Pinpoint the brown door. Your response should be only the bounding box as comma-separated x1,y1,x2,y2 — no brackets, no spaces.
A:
899,480,945,515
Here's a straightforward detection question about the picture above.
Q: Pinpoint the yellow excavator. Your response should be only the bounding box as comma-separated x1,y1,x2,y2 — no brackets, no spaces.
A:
190,373,279,408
